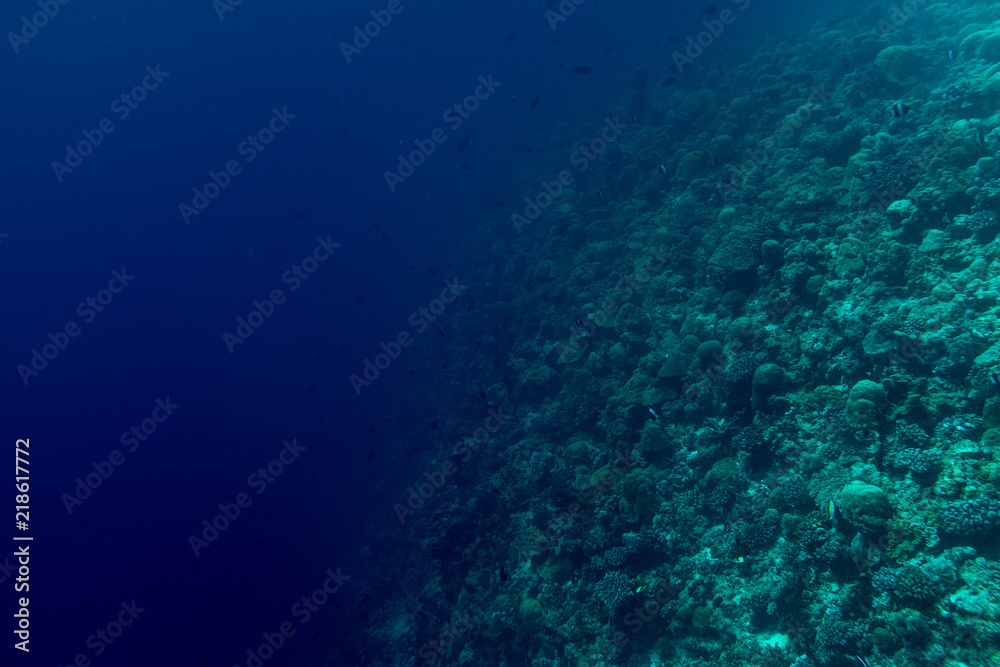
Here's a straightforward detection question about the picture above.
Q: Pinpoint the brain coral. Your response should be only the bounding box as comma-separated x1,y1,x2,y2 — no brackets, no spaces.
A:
874,45,928,86
839,480,893,533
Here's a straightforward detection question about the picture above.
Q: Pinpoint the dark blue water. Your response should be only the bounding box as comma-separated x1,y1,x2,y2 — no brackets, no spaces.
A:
0,1,849,665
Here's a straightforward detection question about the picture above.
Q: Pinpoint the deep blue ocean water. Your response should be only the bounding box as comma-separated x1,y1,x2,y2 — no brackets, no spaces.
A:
1,1,852,665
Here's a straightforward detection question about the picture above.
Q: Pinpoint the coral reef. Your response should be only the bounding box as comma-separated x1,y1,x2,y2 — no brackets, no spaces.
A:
341,2,1000,665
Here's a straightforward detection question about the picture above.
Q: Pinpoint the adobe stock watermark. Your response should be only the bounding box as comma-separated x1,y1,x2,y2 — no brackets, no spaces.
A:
178,106,296,224
554,245,672,365
7,0,72,54
232,567,349,667
51,65,170,182
16,268,135,386
61,397,179,515
524,451,636,560
876,0,932,35
392,406,511,525
339,0,412,63
544,0,588,30
511,115,630,234
187,438,305,556
349,279,467,395
414,609,475,666
844,127,960,239
222,236,340,353
212,0,248,22
671,0,751,73
681,291,797,406
383,75,501,192
55,600,145,667
596,578,683,661
716,82,831,201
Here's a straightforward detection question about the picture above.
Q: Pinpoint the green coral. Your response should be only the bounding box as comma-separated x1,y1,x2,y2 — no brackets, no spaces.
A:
846,379,888,428
751,363,788,411
674,150,710,183
839,480,893,533
874,45,929,86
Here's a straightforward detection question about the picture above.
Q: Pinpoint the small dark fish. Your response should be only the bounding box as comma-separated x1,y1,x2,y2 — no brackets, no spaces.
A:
332,601,342,610
428,268,436,277
605,46,613,54
668,35,679,42
254,539,267,547
474,340,482,347
467,298,475,311
658,164,667,175
596,188,606,199
460,163,472,170
457,134,471,152
662,76,677,86
357,296,364,304
441,362,448,369
360,594,372,604
369,424,375,432
505,30,517,41
574,318,584,329
525,146,535,153
530,96,541,108
320,286,328,295
304,385,316,394
430,421,438,430
366,451,377,460
892,101,910,117
445,260,453,268
499,566,509,582
334,97,340,109
338,345,345,353
293,211,305,220
986,372,1000,398
704,5,718,15
631,114,640,123
311,631,320,640
382,233,389,240
570,66,593,74
437,329,445,336
313,353,322,360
